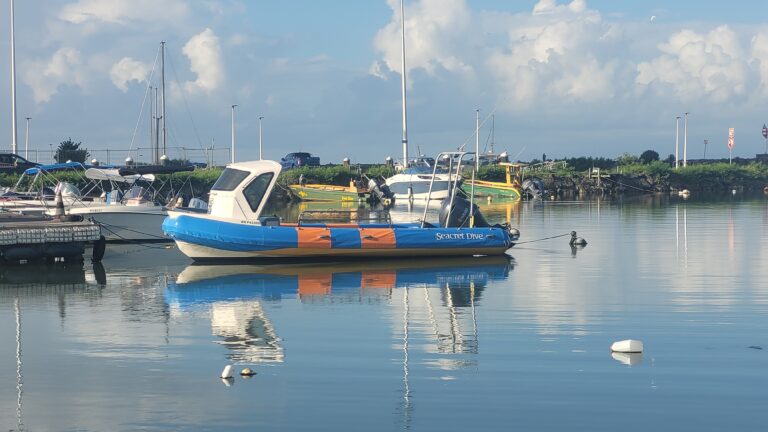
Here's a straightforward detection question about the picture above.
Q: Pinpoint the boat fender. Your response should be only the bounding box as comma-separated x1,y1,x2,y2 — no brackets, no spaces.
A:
53,189,65,218
569,231,587,246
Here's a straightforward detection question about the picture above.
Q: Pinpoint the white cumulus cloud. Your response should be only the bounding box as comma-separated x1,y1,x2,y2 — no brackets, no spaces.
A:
636,26,751,103
372,0,475,79
182,28,224,94
22,47,86,103
487,0,621,105
110,57,150,92
59,0,188,26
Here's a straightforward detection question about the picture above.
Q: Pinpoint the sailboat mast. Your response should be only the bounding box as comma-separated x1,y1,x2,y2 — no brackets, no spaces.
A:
160,41,167,158
10,0,18,154
491,114,495,154
400,0,408,167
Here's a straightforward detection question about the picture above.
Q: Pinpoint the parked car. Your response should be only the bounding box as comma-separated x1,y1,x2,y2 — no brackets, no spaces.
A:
280,152,320,169
0,153,40,173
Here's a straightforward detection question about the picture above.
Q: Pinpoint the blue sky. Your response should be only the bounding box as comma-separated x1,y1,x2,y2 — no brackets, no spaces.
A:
2,0,768,165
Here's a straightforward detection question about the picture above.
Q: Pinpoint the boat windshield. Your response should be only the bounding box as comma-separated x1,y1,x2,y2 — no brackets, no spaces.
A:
242,173,274,212
212,168,249,191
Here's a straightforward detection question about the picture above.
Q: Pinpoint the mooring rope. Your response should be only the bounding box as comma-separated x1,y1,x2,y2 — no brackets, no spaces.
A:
514,232,572,245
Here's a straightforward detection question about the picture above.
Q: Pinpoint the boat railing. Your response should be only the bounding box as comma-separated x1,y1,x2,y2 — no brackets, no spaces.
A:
298,209,392,226
421,151,475,228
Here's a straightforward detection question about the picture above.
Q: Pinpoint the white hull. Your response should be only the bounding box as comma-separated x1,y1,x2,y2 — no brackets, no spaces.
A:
66,206,167,241
385,173,459,201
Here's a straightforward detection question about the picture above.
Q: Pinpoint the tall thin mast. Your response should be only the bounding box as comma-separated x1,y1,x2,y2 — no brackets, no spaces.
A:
490,114,495,154
400,0,408,167
149,86,154,159
10,0,18,154
230,105,237,164
160,41,167,158
683,112,689,167
154,87,160,163
475,109,480,171
675,116,680,169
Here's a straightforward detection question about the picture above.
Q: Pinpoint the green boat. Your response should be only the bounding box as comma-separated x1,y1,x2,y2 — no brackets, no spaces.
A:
288,183,367,202
464,162,523,201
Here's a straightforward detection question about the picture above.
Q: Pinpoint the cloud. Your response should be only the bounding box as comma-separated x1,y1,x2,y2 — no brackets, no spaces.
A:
110,57,151,92
182,28,224,94
22,47,86,103
372,0,623,106
486,0,621,105
372,0,475,79
636,26,751,103
59,0,189,27
750,29,768,97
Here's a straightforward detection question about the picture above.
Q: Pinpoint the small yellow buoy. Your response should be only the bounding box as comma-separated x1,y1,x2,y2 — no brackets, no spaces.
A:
240,367,256,377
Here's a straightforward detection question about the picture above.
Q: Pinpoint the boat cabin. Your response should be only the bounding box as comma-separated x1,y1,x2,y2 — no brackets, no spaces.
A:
207,160,281,221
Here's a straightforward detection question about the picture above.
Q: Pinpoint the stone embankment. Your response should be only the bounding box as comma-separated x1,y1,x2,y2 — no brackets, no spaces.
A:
537,173,768,198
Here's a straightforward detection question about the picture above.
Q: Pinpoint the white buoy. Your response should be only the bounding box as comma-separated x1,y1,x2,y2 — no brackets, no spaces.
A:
220,364,233,379
610,339,644,353
678,189,690,197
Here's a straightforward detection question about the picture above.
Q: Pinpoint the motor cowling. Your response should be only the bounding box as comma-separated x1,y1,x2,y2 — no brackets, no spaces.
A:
439,196,491,228
368,178,395,205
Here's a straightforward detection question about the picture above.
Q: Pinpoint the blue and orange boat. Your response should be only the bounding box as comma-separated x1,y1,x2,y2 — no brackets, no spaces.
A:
162,155,520,261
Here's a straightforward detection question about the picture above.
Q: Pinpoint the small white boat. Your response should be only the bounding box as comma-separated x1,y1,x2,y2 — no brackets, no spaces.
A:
385,157,461,201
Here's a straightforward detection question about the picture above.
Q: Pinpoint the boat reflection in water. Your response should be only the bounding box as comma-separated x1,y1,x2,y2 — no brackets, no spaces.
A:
167,256,514,366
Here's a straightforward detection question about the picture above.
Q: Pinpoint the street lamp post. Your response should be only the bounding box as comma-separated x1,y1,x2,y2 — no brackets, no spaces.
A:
230,104,237,164
683,112,689,167
258,116,264,160
675,116,680,169
24,117,30,159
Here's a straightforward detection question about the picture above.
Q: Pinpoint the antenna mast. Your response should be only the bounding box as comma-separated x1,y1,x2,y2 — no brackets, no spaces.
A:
160,41,167,158
400,0,408,167
10,0,19,154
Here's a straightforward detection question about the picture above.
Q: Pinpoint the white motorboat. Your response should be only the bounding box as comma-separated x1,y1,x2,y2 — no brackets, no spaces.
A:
385,157,461,200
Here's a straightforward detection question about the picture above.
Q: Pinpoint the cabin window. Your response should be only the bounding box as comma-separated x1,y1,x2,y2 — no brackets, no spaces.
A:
211,168,249,191
242,173,274,212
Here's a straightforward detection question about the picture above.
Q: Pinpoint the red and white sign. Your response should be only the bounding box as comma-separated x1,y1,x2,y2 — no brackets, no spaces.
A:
763,124,767,139
728,128,735,150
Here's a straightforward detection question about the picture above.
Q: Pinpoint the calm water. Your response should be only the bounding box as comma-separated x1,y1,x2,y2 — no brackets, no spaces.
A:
2,195,768,431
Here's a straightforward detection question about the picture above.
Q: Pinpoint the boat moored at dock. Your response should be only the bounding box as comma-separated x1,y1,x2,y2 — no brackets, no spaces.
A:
162,158,519,261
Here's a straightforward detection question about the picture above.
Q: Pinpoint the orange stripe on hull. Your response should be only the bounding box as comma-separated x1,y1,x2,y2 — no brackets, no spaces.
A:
296,227,332,248
359,228,396,249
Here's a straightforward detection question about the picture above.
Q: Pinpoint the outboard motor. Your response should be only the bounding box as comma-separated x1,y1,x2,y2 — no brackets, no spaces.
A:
367,177,395,205
439,196,492,228
522,177,545,199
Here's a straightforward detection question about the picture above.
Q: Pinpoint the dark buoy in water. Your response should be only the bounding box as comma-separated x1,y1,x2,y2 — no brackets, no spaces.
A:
240,367,256,377
570,231,587,246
